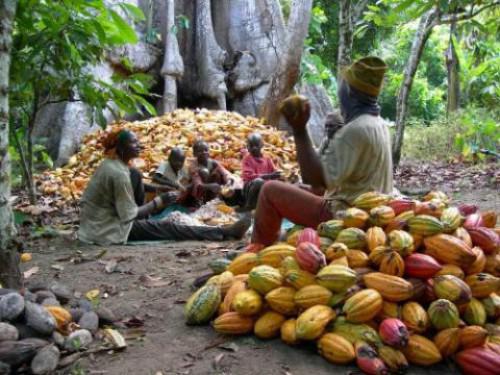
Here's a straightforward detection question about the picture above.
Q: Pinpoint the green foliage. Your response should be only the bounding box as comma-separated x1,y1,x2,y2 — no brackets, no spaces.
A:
454,107,499,161
7,0,156,195
373,23,447,121
10,0,154,128
400,107,499,162
300,6,338,103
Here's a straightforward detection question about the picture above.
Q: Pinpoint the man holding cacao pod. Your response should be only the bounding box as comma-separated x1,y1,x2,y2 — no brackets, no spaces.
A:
250,57,393,247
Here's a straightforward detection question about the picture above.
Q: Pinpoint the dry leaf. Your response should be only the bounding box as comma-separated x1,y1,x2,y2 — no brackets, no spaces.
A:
85,289,100,300
23,266,39,279
139,274,170,288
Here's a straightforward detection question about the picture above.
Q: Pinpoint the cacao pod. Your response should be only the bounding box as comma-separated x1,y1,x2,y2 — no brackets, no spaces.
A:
366,227,387,252
295,242,326,273
379,318,409,348
404,253,442,279
343,289,383,323
232,290,263,316
317,333,355,364
254,311,286,339
296,305,335,340
213,312,254,335
265,287,296,316
424,234,476,268
468,227,499,254
456,346,500,375
280,318,299,345
459,325,488,349
402,301,429,334
353,191,391,210
402,334,442,366
296,228,321,248
317,220,344,240
343,207,370,229
363,272,413,302
433,327,460,357
428,299,460,330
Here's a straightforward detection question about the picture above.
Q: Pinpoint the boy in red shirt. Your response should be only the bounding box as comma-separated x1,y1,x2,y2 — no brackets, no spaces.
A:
239,133,281,211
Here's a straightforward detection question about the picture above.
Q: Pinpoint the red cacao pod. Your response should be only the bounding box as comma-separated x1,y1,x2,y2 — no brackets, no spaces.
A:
464,213,484,230
379,318,409,348
468,227,499,254
297,228,321,248
404,254,442,279
295,242,326,274
456,346,500,375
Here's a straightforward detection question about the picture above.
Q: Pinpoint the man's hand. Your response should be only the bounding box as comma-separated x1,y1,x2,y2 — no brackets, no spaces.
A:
279,95,311,133
159,191,179,206
205,183,222,194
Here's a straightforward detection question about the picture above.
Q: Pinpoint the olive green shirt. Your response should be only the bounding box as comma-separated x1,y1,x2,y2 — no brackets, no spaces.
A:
321,114,393,211
78,159,138,245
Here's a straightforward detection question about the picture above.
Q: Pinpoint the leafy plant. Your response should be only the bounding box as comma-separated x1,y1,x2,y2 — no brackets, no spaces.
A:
454,107,499,161
9,0,155,202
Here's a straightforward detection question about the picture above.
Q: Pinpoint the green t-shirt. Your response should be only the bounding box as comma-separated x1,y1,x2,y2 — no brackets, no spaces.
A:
78,159,138,245
321,114,393,211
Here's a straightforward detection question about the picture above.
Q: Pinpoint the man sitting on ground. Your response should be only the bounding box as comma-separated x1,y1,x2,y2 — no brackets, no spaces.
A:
78,129,251,245
247,56,393,250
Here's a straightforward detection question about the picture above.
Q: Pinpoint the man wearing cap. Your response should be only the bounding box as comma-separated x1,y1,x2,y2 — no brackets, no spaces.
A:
248,56,394,249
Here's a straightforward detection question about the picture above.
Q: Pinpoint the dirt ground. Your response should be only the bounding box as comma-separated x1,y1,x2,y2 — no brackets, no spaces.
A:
20,186,499,375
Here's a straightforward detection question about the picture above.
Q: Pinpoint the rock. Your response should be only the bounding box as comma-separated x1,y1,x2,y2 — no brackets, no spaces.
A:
64,330,92,352
34,291,56,304
0,293,25,321
48,283,72,304
23,291,37,303
77,299,93,312
0,361,9,374
0,289,17,297
0,338,48,367
78,311,99,333
69,308,85,322
25,302,56,335
14,324,49,340
30,344,60,374
41,298,60,307
28,283,49,293
95,306,117,324
51,331,65,348
0,323,18,342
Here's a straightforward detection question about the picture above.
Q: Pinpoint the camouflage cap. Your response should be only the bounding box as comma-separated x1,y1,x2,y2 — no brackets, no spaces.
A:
342,56,387,97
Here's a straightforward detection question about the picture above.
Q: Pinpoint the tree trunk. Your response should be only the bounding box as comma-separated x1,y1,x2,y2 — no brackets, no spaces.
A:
161,0,184,114
446,19,460,116
260,0,313,127
392,9,438,167
337,0,353,77
0,0,22,289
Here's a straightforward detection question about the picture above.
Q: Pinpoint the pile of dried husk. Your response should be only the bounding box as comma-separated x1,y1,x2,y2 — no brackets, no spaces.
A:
0,283,124,373
185,191,500,374
34,109,298,207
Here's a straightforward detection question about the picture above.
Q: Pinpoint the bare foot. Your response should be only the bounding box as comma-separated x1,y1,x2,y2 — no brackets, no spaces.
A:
221,214,252,240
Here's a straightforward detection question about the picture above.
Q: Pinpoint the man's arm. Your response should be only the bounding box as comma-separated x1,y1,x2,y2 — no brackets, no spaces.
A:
152,173,181,189
279,96,326,188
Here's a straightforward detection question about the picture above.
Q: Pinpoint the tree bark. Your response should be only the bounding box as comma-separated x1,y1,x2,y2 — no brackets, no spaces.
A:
0,0,22,289
337,0,353,77
392,9,438,167
194,0,227,109
260,0,313,127
161,0,184,114
446,19,460,116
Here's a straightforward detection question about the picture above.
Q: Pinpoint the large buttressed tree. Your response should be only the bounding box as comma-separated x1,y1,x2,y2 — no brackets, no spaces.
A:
0,0,21,288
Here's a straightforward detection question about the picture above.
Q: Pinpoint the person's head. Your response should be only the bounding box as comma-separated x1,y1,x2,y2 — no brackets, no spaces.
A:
198,167,210,182
247,133,263,158
193,140,209,165
324,111,344,139
338,56,387,122
103,129,140,162
168,147,186,173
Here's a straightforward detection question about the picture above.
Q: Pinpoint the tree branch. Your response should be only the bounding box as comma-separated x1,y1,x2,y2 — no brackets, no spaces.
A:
352,0,369,24
439,1,500,24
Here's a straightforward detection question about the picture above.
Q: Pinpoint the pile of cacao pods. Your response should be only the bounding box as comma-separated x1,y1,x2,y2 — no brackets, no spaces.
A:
185,191,500,374
0,282,123,373
32,109,297,206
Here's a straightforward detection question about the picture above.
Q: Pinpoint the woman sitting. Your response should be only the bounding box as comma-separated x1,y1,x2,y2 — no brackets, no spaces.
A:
77,129,250,246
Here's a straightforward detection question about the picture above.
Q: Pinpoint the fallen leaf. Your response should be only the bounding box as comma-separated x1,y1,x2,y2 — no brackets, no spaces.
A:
212,353,225,370
139,274,170,288
85,289,100,300
51,264,64,271
23,266,39,279
103,259,118,273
